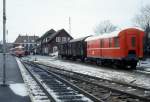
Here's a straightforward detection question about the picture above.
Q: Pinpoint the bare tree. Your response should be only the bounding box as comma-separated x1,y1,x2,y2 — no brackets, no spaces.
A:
133,5,150,56
134,5,150,30
94,20,117,35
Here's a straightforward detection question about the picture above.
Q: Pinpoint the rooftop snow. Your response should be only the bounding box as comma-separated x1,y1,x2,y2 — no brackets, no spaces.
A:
85,30,120,41
85,27,144,41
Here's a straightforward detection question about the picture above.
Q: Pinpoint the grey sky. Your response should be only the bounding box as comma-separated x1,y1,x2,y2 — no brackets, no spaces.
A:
0,0,150,42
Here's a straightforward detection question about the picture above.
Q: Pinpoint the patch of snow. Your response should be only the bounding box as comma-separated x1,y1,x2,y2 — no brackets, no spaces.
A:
23,55,150,89
136,59,150,73
16,57,50,102
138,59,150,68
85,30,120,41
9,83,28,97
85,27,144,41
49,51,58,58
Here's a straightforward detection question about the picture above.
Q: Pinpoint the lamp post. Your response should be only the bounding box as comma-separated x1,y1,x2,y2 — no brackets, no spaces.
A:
1,0,7,86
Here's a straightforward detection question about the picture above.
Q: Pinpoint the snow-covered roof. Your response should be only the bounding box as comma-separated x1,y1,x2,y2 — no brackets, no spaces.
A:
120,26,144,31
85,30,120,41
85,27,144,41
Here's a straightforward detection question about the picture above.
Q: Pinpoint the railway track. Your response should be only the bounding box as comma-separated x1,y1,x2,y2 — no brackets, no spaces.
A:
21,60,103,102
26,61,150,102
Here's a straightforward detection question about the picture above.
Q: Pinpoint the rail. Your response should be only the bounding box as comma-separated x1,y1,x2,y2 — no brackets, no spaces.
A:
30,61,150,102
21,60,104,102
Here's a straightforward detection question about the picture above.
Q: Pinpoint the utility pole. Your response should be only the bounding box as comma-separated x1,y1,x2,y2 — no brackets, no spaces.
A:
1,0,7,86
7,30,8,43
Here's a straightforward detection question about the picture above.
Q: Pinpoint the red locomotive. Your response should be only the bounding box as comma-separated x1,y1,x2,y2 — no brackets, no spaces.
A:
58,27,145,69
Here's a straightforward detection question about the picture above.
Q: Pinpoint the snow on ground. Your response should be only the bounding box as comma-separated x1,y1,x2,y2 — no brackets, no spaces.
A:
16,57,50,102
137,59,150,72
23,55,150,89
49,51,58,58
9,83,28,97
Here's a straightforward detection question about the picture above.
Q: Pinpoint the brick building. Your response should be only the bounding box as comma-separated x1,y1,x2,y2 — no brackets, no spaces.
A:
14,35,39,53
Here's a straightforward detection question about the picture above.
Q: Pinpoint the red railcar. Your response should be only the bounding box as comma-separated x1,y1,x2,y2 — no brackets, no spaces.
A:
85,28,144,68
10,46,25,57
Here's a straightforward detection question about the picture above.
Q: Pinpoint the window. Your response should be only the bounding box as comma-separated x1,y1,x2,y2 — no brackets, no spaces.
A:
25,44,28,48
56,37,61,42
109,38,113,47
24,40,27,42
114,37,119,47
100,40,102,48
32,40,34,42
25,44,27,47
101,39,104,48
109,38,111,47
131,37,136,47
53,46,58,52
30,44,32,48
62,37,66,42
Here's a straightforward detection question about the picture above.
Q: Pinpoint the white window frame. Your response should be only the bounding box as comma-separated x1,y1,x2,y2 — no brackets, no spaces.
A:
56,37,61,42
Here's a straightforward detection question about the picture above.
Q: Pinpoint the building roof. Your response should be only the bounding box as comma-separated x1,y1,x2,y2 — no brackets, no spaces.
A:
14,35,39,43
70,36,89,43
37,29,56,41
47,29,73,43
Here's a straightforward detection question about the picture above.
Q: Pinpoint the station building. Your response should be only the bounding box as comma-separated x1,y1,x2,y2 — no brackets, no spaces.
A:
35,29,73,55
14,35,39,53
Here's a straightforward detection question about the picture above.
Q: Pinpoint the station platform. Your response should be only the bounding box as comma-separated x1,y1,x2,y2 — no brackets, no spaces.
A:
0,53,31,102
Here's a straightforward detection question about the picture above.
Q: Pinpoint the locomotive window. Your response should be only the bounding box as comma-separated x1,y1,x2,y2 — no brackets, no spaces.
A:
131,37,136,47
109,38,111,47
114,37,119,47
101,39,104,48
100,40,102,48
110,38,113,47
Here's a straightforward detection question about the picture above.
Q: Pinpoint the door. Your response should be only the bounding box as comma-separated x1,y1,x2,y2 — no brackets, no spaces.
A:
127,34,138,56
127,35,137,50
